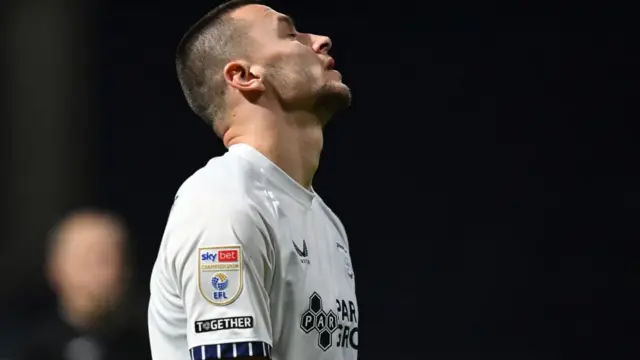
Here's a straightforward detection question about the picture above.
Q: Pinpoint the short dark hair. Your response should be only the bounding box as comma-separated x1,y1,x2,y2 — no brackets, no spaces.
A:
176,0,262,130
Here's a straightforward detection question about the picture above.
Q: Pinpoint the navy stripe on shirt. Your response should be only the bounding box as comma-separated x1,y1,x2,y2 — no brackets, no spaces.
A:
190,341,272,359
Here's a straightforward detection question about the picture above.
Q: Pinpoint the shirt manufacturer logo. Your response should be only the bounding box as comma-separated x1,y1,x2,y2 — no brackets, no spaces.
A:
293,240,310,264
293,240,308,257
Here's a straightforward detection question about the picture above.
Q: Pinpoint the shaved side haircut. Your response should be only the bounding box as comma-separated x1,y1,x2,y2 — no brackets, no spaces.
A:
176,0,262,132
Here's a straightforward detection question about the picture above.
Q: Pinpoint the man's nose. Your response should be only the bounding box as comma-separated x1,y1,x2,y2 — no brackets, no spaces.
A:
311,34,332,54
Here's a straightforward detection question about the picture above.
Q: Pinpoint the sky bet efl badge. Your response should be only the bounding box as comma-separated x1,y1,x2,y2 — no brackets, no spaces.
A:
198,246,243,305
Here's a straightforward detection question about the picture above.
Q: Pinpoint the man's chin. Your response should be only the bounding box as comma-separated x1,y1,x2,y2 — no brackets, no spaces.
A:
315,82,352,117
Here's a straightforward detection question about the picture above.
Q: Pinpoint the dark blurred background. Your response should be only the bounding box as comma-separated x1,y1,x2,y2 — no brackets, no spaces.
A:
1,0,638,359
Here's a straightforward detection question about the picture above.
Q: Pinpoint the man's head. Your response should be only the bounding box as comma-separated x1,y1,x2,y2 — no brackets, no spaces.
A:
176,0,351,135
46,209,130,326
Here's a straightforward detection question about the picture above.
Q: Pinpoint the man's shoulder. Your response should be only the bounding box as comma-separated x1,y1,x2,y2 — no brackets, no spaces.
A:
176,150,268,199
167,158,266,229
16,310,75,357
178,155,239,193
160,176,265,268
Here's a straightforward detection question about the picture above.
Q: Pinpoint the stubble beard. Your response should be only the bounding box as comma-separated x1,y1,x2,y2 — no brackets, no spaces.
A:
313,82,352,125
268,66,352,124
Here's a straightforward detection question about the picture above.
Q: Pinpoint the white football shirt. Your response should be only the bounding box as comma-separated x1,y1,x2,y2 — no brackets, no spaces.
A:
148,143,359,360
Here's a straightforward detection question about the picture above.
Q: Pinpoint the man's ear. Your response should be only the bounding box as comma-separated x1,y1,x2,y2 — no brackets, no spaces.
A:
224,60,265,92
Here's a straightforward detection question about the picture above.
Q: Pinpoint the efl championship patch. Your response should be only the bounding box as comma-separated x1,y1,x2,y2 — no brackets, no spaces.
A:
198,246,243,305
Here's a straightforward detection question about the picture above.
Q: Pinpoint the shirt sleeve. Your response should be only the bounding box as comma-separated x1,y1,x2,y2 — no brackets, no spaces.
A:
168,194,275,360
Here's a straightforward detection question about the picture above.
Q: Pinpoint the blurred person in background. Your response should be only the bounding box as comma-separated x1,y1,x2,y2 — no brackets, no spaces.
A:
16,209,150,360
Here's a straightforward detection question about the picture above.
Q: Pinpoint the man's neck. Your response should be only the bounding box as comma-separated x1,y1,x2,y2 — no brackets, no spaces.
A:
223,107,324,189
